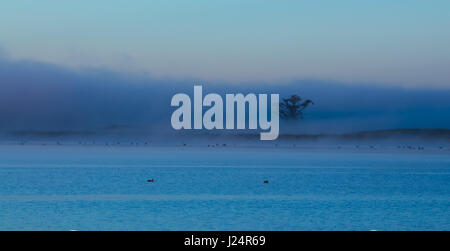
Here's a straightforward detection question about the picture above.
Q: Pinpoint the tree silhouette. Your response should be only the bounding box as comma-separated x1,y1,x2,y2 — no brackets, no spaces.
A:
279,95,314,120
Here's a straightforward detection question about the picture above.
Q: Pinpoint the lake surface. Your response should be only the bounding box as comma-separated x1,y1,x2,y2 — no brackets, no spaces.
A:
0,145,449,230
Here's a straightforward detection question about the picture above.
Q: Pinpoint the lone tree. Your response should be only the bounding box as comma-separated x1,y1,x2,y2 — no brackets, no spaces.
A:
279,95,314,120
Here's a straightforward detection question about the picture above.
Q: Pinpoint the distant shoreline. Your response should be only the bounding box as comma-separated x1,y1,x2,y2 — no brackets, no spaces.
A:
3,128,450,143
0,140,448,156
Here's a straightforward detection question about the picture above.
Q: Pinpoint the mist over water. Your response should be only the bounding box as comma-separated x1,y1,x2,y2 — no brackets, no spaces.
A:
2,1,450,233
1,55,450,145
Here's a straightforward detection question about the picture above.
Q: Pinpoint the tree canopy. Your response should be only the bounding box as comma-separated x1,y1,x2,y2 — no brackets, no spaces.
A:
279,95,314,120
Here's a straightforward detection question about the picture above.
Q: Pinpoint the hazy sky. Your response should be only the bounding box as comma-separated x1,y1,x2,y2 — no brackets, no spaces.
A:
1,57,450,134
1,0,449,87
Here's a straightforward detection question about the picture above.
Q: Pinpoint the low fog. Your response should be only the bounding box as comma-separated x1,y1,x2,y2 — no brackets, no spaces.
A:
1,55,450,145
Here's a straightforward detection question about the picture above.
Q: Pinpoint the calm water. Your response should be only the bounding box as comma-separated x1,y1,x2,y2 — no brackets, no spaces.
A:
0,145,449,230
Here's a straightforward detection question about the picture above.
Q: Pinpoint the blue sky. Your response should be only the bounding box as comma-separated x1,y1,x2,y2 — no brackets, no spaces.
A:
1,0,449,87
0,1,449,134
